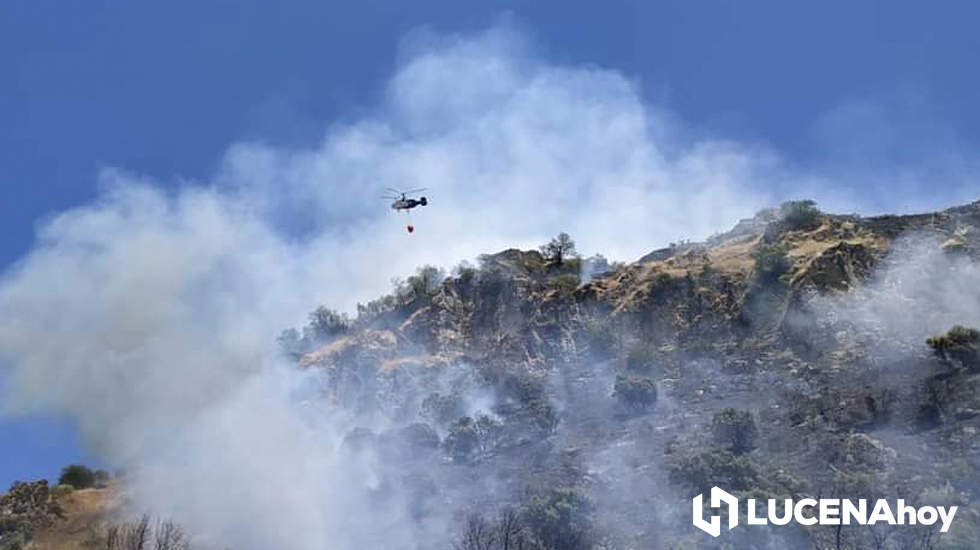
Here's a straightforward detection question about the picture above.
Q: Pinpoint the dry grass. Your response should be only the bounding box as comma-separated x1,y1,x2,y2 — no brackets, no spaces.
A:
27,488,119,550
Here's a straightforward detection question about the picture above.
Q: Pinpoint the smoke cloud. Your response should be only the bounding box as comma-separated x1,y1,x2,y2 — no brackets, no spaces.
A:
0,21,976,549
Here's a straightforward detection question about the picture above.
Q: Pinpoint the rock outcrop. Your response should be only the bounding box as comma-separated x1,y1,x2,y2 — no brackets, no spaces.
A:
0,480,63,545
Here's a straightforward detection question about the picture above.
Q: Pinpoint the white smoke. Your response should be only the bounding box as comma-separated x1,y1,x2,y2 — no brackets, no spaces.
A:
0,21,975,549
810,233,980,354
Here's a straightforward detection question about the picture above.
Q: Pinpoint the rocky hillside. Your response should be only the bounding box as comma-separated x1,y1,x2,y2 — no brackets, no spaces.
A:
291,199,980,549
10,200,980,549
0,481,120,550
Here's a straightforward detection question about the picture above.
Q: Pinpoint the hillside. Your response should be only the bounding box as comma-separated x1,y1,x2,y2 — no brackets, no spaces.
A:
291,199,980,549
7,199,980,549
0,481,119,550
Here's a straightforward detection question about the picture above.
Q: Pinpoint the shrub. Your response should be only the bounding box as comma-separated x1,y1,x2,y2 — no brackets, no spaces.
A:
58,464,95,489
778,199,821,230
306,306,350,342
613,374,657,412
397,265,445,305
0,532,25,550
752,242,791,284
581,318,617,358
444,417,480,463
522,487,593,550
528,398,559,434
453,261,478,287
711,408,759,454
668,449,758,494
549,273,581,294
927,325,980,368
474,414,503,455
355,293,399,324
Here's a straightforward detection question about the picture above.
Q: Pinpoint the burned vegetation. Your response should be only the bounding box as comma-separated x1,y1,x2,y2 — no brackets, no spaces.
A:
270,200,980,549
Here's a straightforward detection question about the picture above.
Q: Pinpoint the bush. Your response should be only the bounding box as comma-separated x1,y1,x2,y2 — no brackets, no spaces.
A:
528,398,559,434
453,261,478,287
444,417,480,463
522,487,593,550
306,306,350,341
58,464,95,489
613,374,657,412
0,532,25,550
474,414,503,455
752,242,791,284
355,293,399,324
581,318,617,358
711,408,759,454
397,265,446,305
927,325,980,368
549,273,580,294
668,449,758,494
778,199,821,230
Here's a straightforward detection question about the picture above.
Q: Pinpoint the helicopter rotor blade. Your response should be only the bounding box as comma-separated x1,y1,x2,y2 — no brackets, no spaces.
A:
401,187,428,195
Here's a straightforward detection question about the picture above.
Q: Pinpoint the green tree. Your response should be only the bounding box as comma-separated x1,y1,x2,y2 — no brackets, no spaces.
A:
58,464,95,489
540,233,579,266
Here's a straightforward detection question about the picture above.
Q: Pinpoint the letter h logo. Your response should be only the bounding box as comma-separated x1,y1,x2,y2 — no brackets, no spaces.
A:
693,487,739,537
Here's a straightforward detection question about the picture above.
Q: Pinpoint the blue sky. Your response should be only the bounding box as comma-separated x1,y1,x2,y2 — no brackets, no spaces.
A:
1,1,979,487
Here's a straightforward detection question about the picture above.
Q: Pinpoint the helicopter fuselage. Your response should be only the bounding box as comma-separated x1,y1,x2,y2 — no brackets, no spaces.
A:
391,196,427,211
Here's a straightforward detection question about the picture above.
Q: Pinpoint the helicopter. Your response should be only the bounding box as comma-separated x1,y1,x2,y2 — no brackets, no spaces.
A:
382,188,428,233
